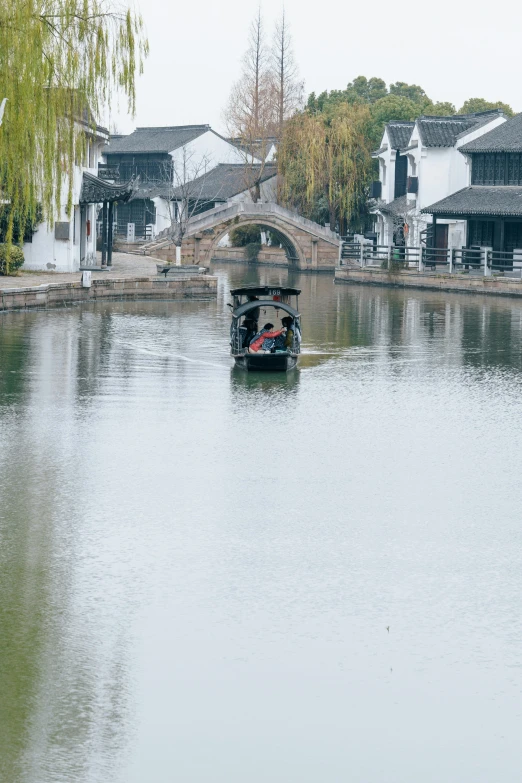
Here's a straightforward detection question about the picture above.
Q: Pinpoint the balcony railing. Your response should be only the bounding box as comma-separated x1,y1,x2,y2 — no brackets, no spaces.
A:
98,164,120,181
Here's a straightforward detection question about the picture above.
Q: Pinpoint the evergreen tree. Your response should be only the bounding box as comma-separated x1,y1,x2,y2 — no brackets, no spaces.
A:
458,98,514,117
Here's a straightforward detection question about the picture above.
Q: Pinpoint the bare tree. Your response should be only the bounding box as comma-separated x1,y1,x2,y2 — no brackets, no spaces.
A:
226,7,270,139
151,146,224,264
224,7,273,202
270,9,304,137
224,8,303,202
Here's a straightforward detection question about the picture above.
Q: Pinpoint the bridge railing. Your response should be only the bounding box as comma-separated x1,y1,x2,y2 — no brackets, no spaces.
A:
185,200,339,243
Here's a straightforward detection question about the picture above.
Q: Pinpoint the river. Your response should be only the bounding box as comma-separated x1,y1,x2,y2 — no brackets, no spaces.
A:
1,263,521,782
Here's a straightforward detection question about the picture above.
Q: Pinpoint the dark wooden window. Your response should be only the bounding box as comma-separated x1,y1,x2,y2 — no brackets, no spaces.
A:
472,154,484,185
472,153,522,186
494,154,505,185
394,153,408,199
116,199,156,237
484,154,495,185
106,154,172,184
504,222,522,252
469,220,494,247
508,154,522,185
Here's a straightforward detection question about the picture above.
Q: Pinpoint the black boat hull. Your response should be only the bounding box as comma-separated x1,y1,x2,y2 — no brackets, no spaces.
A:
233,353,298,372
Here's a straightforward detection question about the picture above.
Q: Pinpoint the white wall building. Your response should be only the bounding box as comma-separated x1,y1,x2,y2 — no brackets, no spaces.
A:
372,111,507,250
103,125,261,240
23,122,109,272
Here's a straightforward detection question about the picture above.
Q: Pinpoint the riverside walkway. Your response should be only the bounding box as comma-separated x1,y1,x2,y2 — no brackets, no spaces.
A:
0,252,159,289
0,252,217,312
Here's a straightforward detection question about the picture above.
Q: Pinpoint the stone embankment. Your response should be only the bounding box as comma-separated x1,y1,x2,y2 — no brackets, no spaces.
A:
0,252,217,312
335,266,522,298
212,246,289,266
0,275,217,312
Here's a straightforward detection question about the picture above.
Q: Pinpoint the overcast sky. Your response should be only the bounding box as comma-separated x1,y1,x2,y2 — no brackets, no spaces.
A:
111,0,520,135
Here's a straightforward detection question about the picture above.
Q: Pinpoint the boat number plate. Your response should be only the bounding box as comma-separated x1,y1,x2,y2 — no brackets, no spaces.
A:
268,289,281,296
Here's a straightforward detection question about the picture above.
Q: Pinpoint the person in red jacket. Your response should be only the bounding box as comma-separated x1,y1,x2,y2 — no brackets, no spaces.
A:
248,323,284,354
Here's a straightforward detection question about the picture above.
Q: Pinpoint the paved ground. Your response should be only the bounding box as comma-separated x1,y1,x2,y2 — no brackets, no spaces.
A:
0,252,159,289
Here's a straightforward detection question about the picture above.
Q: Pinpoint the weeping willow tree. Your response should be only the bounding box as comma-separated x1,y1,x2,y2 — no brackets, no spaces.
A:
278,103,372,232
0,0,148,266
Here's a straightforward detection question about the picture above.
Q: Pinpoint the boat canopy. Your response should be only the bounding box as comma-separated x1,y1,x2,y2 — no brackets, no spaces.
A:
230,285,301,297
232,299,300,320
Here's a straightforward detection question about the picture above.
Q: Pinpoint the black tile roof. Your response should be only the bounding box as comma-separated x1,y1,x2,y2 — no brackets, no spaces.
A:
171,164,277,202
373,194,414,216
80,172,135,204
386,122,415,150
416,110,503,147
106,125,210,154
130,183,173,201
422,186,522,217
459,113,522,153
229,136,278,161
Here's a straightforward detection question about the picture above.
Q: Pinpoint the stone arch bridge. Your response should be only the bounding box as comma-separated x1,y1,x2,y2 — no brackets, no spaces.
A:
145,202,340,271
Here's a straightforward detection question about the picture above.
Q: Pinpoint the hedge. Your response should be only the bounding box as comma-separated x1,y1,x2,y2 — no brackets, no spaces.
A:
0,244,25,275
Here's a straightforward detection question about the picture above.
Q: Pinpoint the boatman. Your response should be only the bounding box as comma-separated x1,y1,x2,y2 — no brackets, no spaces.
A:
247,295,260,330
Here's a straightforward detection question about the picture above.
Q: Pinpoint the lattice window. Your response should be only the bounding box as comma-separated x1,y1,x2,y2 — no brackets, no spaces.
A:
508,154,522,185
469,220,494,247
116,199,156,237
484,155,495,185
505,222,522,252
472,154,484,185
494,154,505,185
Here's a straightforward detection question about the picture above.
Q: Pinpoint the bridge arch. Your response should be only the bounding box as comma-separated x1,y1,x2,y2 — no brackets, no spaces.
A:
202,217,307,267
156,202,340,270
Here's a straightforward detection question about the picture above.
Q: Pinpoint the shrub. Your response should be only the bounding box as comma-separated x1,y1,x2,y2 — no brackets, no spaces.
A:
0,203,42,243
230,225,261,247
245,242,262,262
0,244,25,275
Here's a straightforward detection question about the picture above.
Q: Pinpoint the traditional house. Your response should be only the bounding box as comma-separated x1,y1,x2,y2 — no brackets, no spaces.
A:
101,125,255,239
170,163,277,210
22,119,111,272
228,136,278,163
422,113,522,257
371,110,506,250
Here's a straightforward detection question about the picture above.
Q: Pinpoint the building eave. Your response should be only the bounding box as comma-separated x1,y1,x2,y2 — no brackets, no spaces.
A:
80,171,136,204
421,185,522,218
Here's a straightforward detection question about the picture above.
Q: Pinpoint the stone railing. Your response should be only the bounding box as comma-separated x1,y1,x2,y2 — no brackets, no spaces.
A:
184,201,340,244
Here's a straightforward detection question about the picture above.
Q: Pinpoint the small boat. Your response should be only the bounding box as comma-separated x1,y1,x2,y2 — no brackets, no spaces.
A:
229,285,302,371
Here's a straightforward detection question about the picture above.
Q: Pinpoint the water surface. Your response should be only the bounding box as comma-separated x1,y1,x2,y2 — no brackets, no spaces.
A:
1,264,522,782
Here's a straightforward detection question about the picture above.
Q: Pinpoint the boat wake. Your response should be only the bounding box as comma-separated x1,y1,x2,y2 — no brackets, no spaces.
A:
114,340,229,370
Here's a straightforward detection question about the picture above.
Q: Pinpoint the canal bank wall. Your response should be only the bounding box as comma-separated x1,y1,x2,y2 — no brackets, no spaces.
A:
335,266,522,298
211,254,335,273
0,275,217,313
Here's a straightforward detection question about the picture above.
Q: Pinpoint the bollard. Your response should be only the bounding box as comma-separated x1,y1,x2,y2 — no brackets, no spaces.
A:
81,270,92,288
482,246,492,277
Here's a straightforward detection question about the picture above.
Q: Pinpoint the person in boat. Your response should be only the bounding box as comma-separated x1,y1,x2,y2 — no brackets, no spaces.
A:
241,317,257,348
247,295,260,329
273,316,295,352
248,323,284,354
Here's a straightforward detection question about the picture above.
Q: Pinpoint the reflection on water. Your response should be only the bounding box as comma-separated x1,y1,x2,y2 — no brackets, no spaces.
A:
1,264,522,783
230,366,301,397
